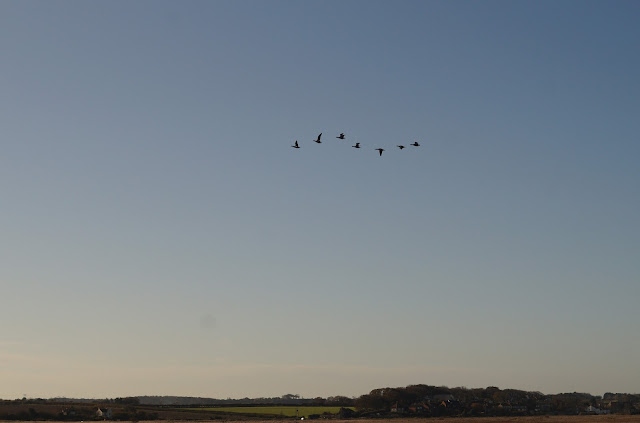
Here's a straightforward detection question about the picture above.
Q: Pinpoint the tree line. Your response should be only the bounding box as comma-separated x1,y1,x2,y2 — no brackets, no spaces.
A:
3,387,639,418
351,385,640,416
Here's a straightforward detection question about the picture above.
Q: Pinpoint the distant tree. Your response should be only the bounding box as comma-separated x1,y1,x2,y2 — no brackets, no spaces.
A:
326,396,354,406
311,397,326,405
338,407,357,418
354,393,386,410
450,386,475,403
405,384,448,399
114,397,140,405
480,386,500,401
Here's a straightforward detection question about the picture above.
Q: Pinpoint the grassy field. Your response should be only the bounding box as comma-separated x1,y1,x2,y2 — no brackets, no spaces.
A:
352,417,640,423
153,417,640,423
187,406,352,418
2,413,640,422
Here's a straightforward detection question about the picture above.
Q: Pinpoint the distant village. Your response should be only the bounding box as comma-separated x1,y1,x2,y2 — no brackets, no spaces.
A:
1,385,639,420
347,386,640,417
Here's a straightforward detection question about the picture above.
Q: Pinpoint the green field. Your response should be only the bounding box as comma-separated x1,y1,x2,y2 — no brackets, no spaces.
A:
189,406,353,418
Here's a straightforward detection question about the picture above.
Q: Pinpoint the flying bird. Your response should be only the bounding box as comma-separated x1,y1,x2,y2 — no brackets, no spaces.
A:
292,140,300,149
314,133,322,143
397,145,405,149
375,148,385,156
352,142,360,148
336,133,345,139
411,141,420,146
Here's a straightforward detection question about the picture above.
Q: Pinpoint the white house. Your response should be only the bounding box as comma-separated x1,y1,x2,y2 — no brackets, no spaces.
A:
96,408,113,420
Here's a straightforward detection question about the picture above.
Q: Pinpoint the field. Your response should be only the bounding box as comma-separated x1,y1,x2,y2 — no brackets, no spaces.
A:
2,412,640,423
159,417,640,423
5,416,640,423
186,406,353,418
365,417,640,423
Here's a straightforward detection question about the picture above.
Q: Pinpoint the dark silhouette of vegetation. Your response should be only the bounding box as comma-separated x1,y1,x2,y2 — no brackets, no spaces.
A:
2,387,639,420
113,397,140,405
353,385,640,417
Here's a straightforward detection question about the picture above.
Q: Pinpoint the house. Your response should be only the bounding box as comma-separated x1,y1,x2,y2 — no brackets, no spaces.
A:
585,406,608,415
430,394,455,403
439,399,461,409
96,408,113,420
470,402,486,412
61,408,76,417
535,399,554,412
408,402,430,414
390,402,406,413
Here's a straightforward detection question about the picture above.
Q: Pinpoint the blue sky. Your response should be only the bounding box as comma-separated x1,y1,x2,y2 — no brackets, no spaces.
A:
1,0,639,399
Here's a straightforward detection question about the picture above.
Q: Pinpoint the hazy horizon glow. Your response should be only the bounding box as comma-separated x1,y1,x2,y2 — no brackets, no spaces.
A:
1,0,639,400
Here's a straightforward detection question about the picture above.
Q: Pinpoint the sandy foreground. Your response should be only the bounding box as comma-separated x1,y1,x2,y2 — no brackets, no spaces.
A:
5,417,640,423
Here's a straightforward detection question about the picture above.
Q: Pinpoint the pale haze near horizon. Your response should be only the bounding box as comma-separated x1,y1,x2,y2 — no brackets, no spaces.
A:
1,0,639,400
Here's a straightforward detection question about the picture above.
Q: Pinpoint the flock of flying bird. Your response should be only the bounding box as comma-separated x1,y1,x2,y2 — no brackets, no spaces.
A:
291,132,420,156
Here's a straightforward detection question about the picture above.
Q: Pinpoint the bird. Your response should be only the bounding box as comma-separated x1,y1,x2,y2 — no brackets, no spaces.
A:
314,133,322,143
375,148,385,156
397,145,405,149
411,141,420,146
352,142,360,148
336,133,345,139
291,140,300,149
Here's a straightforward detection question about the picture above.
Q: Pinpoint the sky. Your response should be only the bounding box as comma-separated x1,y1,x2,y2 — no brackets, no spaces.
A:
1,0,639,400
